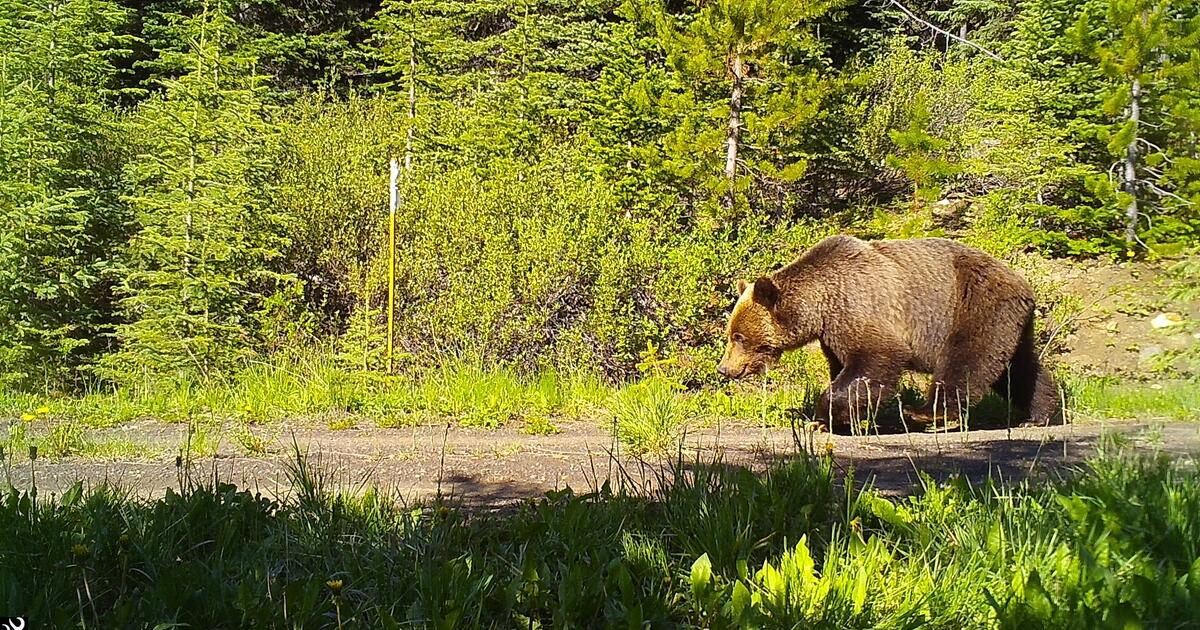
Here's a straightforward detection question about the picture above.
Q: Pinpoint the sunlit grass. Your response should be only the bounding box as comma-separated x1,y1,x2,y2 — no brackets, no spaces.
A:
74,437,162,460
0,354,621,434
3,352,1199,461
1066,376,1200,421
0,417,163,461
606,376,692,454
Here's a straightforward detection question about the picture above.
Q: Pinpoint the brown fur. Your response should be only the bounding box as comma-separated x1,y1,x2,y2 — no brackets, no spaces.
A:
717,235,1061,426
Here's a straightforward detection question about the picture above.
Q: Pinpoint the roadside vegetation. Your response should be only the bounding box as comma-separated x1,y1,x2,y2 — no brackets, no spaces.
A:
2,351,1196,461
4,0,1199,396
2,447,1197,628
2,0,1198,624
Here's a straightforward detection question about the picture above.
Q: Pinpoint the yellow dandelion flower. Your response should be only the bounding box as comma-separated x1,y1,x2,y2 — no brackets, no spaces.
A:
21,413,35,423
326,579,344,595
823,441,834,457
1126,250,1135,258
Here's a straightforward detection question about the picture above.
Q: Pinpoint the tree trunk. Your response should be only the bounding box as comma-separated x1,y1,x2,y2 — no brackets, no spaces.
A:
724,51,744,211
406,34,416,173
1124,77,1141,246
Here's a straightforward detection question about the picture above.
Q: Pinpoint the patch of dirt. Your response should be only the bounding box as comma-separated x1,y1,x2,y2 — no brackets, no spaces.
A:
1046,258,1199,377
6,420,1199,507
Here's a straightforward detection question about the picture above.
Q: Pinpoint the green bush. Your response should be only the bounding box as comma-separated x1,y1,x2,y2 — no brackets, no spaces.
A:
276,97,834,376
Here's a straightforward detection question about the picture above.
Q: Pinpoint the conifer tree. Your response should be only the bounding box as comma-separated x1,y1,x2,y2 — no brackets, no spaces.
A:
1007,0,1110,160
585,9,679,214
0,0,130,384
1157,2,1200,238
641,0,845,213
886,92,959,209
102,0,289,381
480,0,614,153
369,0,481,168
1084,0,1198,248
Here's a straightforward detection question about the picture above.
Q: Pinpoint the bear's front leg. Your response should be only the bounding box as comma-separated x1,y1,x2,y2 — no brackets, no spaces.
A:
814,352,905,429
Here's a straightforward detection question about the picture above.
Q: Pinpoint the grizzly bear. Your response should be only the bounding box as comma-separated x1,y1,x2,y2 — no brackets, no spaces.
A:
716,235,1061,427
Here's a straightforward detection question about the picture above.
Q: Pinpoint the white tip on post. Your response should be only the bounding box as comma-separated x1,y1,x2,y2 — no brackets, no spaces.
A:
389,157,399,215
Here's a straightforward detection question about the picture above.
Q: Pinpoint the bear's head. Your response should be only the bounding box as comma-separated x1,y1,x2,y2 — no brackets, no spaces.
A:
717,277,785,379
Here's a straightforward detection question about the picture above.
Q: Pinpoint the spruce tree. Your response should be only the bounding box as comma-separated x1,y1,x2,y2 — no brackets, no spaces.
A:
102,0,289,381
479,0,614,153
886,91,959,209
639,0,845,214
1158,1,1200,241
368,0,482,168
1084,0,1198,248
585,9,679,215
0,0,130,385
1007,0,1110,162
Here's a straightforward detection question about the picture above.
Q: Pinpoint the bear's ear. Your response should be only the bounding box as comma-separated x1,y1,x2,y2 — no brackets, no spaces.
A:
737,279,748,295
752,276,779,309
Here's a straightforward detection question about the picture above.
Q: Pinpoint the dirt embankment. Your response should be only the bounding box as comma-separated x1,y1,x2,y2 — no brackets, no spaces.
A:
1047,258,1199,377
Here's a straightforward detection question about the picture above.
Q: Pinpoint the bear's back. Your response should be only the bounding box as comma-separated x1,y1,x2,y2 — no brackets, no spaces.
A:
787,236,1029,371
871,238,1033,368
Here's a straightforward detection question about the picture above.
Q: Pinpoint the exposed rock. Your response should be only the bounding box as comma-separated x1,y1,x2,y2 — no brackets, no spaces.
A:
1138,345,1165,365
1151,313,1185,329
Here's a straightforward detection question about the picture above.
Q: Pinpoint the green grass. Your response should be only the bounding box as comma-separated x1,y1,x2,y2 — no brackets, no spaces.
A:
0,351,833,457
2,448,1198,627
1067,376,1200,421
0,355,620,431
606,376,693,454
0,416,161,461
3,354,1199,462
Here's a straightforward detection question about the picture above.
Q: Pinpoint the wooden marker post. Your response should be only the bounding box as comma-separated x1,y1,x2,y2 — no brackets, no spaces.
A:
388,157,399,373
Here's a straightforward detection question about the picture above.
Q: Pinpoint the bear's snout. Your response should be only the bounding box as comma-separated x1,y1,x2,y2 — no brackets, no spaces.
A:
716,361,746,379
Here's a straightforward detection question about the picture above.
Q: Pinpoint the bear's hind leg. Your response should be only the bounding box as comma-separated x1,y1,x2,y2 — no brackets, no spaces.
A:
1025,366,1062,425
992,315,1063,425
923,299,1032,428
820,341,843,382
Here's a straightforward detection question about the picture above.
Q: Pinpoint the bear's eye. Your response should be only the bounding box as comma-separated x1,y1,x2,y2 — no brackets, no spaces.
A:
731,333,746,344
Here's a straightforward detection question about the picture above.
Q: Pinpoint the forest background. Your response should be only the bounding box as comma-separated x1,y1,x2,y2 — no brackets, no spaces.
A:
2,0,1198,393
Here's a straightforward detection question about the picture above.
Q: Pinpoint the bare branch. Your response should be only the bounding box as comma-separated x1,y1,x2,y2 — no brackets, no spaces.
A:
1145,182,1194,205
880,0,1004,62
1132,229,1150,250
1108,160,1122,182
1138,137,1167,153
